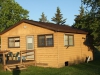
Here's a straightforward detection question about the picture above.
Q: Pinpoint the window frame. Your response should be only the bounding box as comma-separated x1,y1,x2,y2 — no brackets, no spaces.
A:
8,37,20,48
64,34,74,46
26,36,34,50
37,34,54,47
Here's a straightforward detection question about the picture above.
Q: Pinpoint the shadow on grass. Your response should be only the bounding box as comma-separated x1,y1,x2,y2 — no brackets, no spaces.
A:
12,65,21,75
70,46,100,75
71,60,100,74
93,47,100,60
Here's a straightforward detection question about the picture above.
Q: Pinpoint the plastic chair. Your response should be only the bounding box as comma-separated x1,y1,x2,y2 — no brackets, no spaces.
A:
7,52,13,60
13,52,20,60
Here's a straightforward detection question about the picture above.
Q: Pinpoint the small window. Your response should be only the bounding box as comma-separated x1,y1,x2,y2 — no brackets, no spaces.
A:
38,34,53,47
27,37,33,49
64,34,74,46
27,36,34,50
8,37,20,48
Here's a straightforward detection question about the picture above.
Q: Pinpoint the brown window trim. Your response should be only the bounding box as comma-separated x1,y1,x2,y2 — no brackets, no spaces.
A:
64,34,74,46
37,34,54,47
8,37,20,48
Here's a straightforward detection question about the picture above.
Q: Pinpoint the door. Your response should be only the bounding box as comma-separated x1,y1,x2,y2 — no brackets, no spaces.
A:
26,36,34,60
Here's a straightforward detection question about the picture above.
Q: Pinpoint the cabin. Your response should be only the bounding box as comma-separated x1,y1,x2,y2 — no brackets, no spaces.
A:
0,19,93,68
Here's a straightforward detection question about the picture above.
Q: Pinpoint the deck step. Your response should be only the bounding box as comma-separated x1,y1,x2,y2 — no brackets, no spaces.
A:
7,64,25,67
7,65,25,69
6,64,27,71
7,64,22,66
4,60,36,71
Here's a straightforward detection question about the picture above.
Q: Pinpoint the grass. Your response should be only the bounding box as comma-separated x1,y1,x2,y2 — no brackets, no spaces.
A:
0,60,100,75
93,46,100,60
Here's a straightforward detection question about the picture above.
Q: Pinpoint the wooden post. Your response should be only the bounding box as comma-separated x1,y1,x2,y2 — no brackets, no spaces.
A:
20,51,22,64
34,50,36,66
3,52,6,65
3,52,6,71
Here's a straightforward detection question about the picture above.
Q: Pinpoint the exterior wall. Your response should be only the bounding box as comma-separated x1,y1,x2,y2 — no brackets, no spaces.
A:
1,22,93,68
1,23,59,67
57,32,93,67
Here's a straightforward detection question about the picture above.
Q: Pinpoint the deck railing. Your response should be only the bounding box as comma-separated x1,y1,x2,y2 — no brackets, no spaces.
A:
0,50,35,71
0,50,10,70
20,50,35,64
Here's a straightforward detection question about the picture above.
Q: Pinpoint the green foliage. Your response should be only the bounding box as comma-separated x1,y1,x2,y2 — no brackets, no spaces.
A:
73,6,86,28
0,0,29,32
73,0,100,45
39,12,48,22
51,7,66,25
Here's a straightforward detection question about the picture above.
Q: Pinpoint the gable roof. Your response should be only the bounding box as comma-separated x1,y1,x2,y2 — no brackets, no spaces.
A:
0,19,87,35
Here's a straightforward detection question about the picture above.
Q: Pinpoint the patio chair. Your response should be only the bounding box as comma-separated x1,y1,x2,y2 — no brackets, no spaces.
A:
7,52,13,60
13,52,20,60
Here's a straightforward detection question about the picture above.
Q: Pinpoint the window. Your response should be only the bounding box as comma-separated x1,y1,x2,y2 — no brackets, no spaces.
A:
38,34,53,47
8,37,20,48
64,34,74,46
27,36,34,50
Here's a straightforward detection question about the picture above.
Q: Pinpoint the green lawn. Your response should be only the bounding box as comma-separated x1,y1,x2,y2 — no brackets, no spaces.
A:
0,60,100,75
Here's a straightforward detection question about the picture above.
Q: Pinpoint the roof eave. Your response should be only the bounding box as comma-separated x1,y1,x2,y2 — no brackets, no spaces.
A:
0,19,88,35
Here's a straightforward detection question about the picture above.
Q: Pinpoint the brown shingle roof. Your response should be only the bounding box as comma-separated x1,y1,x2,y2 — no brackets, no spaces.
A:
0,19,87,35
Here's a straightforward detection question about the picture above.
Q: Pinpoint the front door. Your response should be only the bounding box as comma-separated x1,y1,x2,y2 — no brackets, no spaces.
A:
26,36,34,60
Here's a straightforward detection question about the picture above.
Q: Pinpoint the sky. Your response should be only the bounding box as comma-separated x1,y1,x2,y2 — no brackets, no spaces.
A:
15,0,81,26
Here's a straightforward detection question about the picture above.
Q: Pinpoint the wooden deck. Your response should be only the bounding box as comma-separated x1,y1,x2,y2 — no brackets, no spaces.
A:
0,50,36,71
6,60,35,65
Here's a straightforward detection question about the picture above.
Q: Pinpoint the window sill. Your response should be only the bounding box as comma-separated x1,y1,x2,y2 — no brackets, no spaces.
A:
8,47,20,48
38,46,54,47
64,45,74,47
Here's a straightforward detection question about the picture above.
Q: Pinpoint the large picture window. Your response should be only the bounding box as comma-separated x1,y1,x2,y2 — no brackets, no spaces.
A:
38,34,53,47
64,34,74,46
8,37,20,48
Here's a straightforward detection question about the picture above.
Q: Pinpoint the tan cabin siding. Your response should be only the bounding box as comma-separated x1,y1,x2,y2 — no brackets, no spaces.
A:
1,22,93,68
1,23,59,67
57,32,93,67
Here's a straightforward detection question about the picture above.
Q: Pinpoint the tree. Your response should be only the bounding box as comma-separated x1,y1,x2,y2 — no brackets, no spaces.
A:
82,0,100,45
73,6,86,28
0,0,29,32
51,7,66,25
73,0,100,45
39,12,48,22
